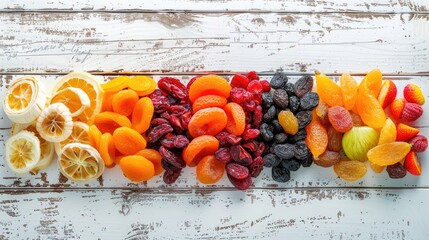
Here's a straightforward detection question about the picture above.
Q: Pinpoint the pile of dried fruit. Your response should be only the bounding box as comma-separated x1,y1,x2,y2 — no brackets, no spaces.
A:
312,69,427,181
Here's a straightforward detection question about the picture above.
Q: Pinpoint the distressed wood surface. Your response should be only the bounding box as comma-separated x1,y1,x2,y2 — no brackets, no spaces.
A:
1,0,429,13
1,12,429,75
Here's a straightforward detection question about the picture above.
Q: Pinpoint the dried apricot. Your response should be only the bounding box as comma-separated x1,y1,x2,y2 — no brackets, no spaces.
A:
87,125,102,150
333,160,367,182
305,114,328,158
315,71,343,107
136,149,163,175
189,75,231,102
356,92,386,129
101,76,129,92
131,97,154,134
101,91,115,112
358,69,382,97
183,135,219,167
114,154,124,165
327,126,343,152
223,103,246,136
196,155,225,184
99,133,116,168
112,89,139,116
94,112,131,134
378,118,396,145
192,95,227,113
369,162,385,173
188,107,228,138
315,100,330,125
340,73,358,110
133,77,157,97
367,142,411,166
328,106,353,133
278,110,299,135
120,155,155,182
113,127,147,155
127,76,154,92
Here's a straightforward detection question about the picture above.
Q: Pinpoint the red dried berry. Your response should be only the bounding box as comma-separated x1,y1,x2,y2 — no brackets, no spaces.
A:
147,124,174,144
168,114,184,132
246,71,260,81
242,129,260,141
163,169,181,184
242,141,258,153
226,135,242,145
402,103,423,122
215,147,232,163
227,174,252,190
409,135,428,152
255,142,267,157
158,77,188,99
328,106,353,133
150,118,169,127
230,87,247,103
230,145,253,166
161,137,176,149
159,146,186,169
230,75,250,89
245,100,256,111
226,163,250,179
260,80,271,92
252,105,263,128
249,156,264,178
180,112,192,130
173,135,189,148
247,80,263,95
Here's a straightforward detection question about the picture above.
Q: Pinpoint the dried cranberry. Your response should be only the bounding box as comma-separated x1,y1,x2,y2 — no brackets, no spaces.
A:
161,137,176,149
242,129,260,141
230,87,247,103
159,146,185,169
255,142,267,157
150,95,169,113
180,112,192,130
246,71,260,81
147,124,174,144
161,158,180,171
173,135,189,148
167,95,179,105
252,106,263,128
150,118,169,127
242,141,258,153
230,145,253,166
227,174,252,190
169,105,190,115
247,80,263,95
163,169,181,184
215,131,231,147
224,135,241,145
249,156,264,178
226,163,249,179
187,76,200,89
168,114,184,132
149,89,163,98
260,80,271,92
215,147,232,163
253,93,262,105
230,75,250,89
158,77,188,99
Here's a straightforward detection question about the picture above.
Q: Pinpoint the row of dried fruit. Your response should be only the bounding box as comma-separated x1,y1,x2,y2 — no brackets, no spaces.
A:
2,70,426,189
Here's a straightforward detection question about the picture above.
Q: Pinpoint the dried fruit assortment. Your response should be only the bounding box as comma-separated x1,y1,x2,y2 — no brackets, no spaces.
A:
1,69,427,189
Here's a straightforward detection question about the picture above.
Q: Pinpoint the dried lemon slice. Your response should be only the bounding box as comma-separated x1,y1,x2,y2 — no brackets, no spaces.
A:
5,130,40,173
58,143,105,182
36,103,73,142
50,87,90,118
3,76,46,124
54,122,90,156
52,72,103,124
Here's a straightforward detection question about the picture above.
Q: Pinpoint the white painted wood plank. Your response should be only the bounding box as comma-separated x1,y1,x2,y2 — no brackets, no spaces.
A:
1,12,428,74
1,0,428,13
1,74,428,189
0,188,428,239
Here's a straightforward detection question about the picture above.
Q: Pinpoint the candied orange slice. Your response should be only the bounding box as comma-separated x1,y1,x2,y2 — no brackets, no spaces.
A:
192,95,228,113
340,73,358,110
358,69,382,97
94,112,131,134
188,75,231,102
315,71,343,107
120,155,155,182
99,133,116,168
188,107,227,138
356,92,386,129
112,89,139,116
183,135,219,167
113,127,147,155
196,155,225,184
101,76,130,93
131,97,154,134
223,103,246,136
367,142,411,166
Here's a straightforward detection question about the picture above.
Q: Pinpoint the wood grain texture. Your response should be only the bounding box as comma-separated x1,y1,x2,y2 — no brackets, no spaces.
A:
1,0,429,13
1,74,428,189
1,12,428,74
0,188,428,239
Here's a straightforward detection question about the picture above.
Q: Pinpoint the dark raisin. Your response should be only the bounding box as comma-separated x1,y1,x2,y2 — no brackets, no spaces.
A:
147,124,174,144
296,111,312,129
263,105,276,123
294,141,311,161
260,123,274,142
173,135,189,148
301,156,313,167
227,174,252,190
272,164,291,183
284,82,295,96
215,147,232,163
288,95,300,113
300,92,319,110
230,145,253,166
289,129,307,143
226,163,249,179
263,153,281,167
163,169,181,184
249,157,264,178
274,133,288,143
159,146,185,169
270,72,288,89
273,144,295,159
294,75,313,98
387,163,407,179
252,105,263,128
273,89,289,109
261,92,273,109
271,119,283,133
282,158,301,171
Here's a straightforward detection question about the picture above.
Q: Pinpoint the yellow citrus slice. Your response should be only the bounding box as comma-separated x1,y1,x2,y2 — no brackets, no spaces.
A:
36,103,73,142
5,130,40,173
58,143,105,182
54,122,90,156
50,87,90,118
3,76,46,124
52,72,103,124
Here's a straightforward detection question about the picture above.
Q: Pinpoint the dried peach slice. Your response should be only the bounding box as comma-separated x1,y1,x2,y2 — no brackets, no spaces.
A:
112,89,139,116
120,155,155,182
189,75,231,102
223,103,246,136
183,135,219,167
113,127,147,155
131,97,154,134
99,133,116,168
94,112,131,134
192,95,228,113
196,155,225,184
136,149,163,175
188,107,227,138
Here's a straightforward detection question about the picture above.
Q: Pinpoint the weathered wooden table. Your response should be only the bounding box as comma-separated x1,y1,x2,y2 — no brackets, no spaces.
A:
1,1,429,239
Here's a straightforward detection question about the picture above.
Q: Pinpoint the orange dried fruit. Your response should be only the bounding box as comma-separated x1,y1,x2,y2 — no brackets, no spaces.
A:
99,133,116,168
315,71,343,107
223,103,246,136
340,73,358,110
192,95,228,113
188,107,228,138
101,91,115,112
94,111,131,134
196,155,225,184
367,142,411,166
127,76,155,93
119,155,155,182
356,92,386,129
87,125,102,150
358,69,382,97
378,118,396,145
112,89,139,116
183,135,219,167
113,127,147,155
114,154,124,165
131,97,154,134
189,75,232,102
333,160,367,182
101,76,130,93
305,114,328,158
136,149,163,175
369,162,385,173
278,110,299,135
